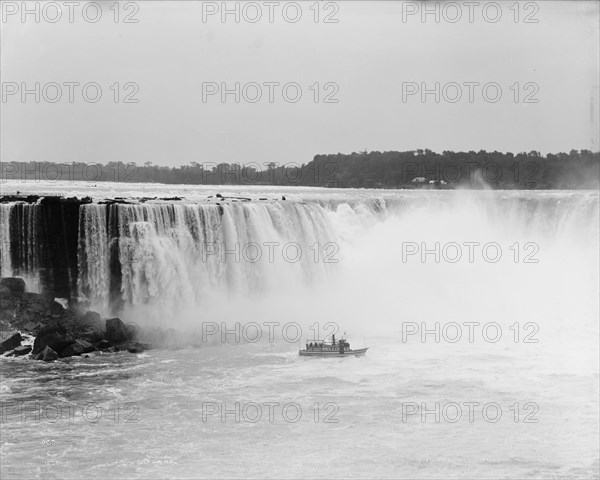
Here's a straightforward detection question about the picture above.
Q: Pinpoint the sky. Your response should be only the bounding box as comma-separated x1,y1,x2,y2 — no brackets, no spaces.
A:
1,0,599,168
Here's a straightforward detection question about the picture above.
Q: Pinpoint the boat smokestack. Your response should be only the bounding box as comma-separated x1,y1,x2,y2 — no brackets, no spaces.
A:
332,334,335,345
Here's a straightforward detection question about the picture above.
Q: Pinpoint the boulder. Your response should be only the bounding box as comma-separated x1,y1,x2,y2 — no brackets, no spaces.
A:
0,277,26,321
80,311,102,326
0,331,22,354
105,318,136,343
35,346,58,362
12,345,32,356
95,339,112,350
59,339,95,358
72,311,104,342
32,326,72,355
124,342,152,353
0,277,26,297
13,293,66,328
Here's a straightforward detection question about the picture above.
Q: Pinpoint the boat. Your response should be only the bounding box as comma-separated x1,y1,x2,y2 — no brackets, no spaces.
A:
299,334,368,357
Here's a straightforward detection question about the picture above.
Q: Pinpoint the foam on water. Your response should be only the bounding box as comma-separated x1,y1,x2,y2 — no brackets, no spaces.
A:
0,182,598,479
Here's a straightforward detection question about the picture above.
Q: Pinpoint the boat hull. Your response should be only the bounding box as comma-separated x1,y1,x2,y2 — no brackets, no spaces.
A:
298,348,368,357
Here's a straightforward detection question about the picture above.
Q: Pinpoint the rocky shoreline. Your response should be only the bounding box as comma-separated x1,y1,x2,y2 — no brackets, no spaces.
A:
0,277,151,361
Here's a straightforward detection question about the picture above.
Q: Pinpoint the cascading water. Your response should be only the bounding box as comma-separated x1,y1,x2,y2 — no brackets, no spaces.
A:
0,202,40,290
2,190,598,342
2,185,598,480
0,204,12,277
77,201,339,320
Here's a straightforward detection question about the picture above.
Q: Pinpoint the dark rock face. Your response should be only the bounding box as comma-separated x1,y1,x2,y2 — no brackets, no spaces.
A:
2,197,90,300
59,339,95,358
35,346,58,362
0,277,26,296
125,342,152,353
95,339,112,350
13,293,66,328
0,277,26,321
0,331,22,354
12,345,32,356
32,326,72,355
80,310,102,326
105,318,135,343
72,311,104,343
0,272,152,361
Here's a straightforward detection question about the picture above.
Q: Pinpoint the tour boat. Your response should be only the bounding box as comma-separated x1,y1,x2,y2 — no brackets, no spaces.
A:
299,334,368,357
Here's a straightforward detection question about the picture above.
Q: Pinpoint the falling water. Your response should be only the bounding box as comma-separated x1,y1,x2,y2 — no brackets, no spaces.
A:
0,204,12,277
1,184,598,480
0,202,40,290
77,201,339,318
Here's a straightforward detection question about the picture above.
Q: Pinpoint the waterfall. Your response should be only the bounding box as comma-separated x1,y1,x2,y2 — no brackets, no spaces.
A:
78,204,109,311
0,204,12,277
2,191,598,331
76,201,339,316
0,203,40,290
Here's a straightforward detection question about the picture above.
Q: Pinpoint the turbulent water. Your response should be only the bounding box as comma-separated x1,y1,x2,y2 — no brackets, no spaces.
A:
1,181,598,479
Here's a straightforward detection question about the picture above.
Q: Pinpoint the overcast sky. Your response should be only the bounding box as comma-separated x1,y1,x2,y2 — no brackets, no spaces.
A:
1,1,599,167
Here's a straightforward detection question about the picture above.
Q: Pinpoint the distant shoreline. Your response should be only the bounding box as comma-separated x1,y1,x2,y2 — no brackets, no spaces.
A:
1,149,599,190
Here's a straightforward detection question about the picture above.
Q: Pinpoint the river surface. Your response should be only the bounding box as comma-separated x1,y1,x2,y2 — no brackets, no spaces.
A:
1,182,598,479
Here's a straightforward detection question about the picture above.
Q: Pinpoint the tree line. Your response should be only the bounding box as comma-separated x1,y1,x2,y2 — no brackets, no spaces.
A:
1,149,598,189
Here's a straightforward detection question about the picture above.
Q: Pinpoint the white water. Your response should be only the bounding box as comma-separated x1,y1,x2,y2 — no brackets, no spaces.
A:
76,201,337,320
0,204,12,277
0,202,40,290
0,181,598,479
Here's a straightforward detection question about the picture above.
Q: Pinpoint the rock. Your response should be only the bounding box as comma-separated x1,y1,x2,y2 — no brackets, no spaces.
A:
0,331,22,354
59,339,95,358
80,311,102,325
54,298,69,309
125,341,152,353
0,277,26,297
82,351,103,358
105,318,135,343
74,311,104,341
32,326,72,355
23,321,37,331
68,299,91,317
0,277,26,321
35,346,58,362
12,345,32,356
95,339,112,350
13,293,66,328
64,310,104,343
